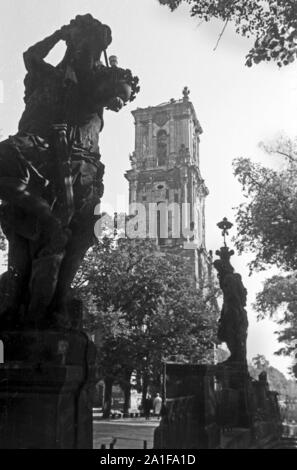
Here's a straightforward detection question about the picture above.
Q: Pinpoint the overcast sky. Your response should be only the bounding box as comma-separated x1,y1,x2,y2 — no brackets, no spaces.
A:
1,0,297,376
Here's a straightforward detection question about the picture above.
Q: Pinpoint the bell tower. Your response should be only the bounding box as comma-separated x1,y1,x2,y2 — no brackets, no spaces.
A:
125,88,211,284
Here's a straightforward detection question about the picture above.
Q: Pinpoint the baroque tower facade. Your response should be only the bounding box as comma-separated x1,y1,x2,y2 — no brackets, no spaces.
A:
125,88,211,285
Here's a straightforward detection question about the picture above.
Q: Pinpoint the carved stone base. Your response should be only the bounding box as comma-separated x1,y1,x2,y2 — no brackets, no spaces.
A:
0,330,96,449
216,362,251,428
154,362,282,449
154,364,220,449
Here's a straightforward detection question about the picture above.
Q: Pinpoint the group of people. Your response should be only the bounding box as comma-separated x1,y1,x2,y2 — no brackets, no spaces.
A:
143,393,163,420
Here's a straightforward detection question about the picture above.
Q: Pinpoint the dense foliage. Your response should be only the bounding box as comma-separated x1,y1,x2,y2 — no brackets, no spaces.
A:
74,237,218,370
233,137,297,364
233,149,297,272
73,237,218,411
249,354,296,397
158,0,297,67
254,275,297,361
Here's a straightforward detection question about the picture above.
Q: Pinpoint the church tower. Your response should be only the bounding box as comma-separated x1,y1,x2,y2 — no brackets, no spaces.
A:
125,88,211,285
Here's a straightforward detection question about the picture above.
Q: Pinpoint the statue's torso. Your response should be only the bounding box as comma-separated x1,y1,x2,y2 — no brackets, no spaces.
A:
18,67,102,153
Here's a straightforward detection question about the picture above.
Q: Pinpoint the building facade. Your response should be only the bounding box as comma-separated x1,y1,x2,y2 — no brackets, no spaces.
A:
125,88,212,286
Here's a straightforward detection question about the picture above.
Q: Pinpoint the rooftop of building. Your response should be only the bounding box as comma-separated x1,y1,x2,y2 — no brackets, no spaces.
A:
132,87,203,134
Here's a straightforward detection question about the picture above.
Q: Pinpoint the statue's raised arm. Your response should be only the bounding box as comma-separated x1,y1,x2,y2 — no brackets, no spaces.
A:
23,29,63,72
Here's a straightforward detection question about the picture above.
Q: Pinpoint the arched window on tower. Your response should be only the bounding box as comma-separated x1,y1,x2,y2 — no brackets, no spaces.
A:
157,130,168,166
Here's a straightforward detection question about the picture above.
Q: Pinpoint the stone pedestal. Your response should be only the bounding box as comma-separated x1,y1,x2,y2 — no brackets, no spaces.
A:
216,362,251,428
154,364,220,449
154,361,282,449
0,331,96,449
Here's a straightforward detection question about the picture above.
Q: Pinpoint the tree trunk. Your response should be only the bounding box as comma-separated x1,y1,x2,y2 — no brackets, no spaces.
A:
123,382,131,418
103,377,113,419
142,373,149,407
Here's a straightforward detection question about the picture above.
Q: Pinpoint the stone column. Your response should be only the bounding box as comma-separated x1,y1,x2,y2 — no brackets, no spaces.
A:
0,330,96,449
148,117,153,154
135,120,141,155
169,116,175,152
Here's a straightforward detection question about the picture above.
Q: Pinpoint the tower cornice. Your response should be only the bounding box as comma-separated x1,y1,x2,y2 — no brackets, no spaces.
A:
132,99,203,135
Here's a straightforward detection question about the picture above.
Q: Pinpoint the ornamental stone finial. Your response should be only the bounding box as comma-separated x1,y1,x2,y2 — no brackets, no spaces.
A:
182,86,190,101
109,55,118,67
217,217,233,247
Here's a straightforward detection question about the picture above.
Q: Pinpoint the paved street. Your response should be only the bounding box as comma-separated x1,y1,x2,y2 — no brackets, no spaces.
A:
93,418,160,449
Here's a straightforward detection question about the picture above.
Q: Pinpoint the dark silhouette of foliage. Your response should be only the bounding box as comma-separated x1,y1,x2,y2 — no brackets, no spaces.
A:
73,237,218,413
158,0,297,67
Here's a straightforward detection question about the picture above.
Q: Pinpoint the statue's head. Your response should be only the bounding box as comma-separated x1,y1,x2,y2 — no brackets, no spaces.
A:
61,14,112,73
60,15,140,111
93,67,140,112
214,247,234,279
213,258,234,279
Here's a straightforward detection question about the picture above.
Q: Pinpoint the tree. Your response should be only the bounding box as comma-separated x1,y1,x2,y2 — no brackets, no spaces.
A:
254,274,297,359
251,354,270,370
92,306,136,417
233,136,297,363
233,137,297,272
73,236,218,416
158,0,297,67
249,355,291,397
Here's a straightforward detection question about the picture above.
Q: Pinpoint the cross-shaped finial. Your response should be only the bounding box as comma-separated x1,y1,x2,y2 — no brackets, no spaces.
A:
217,217,233,247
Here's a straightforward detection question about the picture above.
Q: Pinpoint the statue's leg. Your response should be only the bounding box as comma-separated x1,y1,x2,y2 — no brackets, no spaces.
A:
0,177,70,249
0,179,70,326
26,252,65,326
0,203,32,325
0,234,30,329
24,217,71,327
52,213,94,312
0,232,31,318
49,157,104,325
0,178,57,229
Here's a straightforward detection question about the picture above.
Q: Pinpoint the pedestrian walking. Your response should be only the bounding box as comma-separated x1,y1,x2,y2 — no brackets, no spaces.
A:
153,393,162,418
143,394,153,420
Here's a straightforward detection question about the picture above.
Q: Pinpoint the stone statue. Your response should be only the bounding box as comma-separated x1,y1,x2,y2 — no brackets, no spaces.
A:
0,14,140,329
214,246,248,365
157,130,168,166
